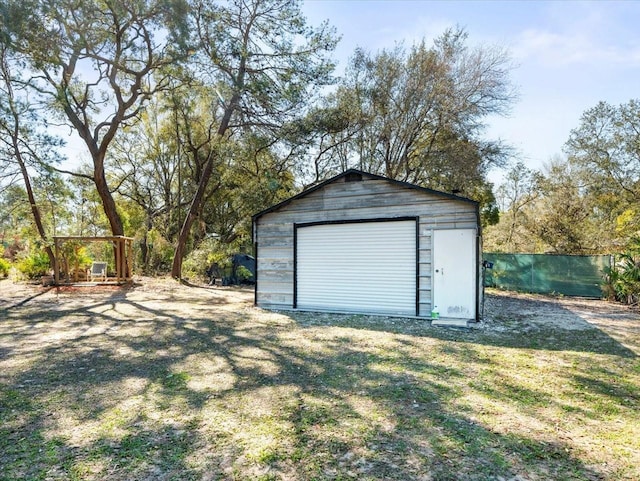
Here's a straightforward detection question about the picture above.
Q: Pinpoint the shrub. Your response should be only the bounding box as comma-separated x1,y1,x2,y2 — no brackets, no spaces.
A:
182,241,218,281
236,265,253,282
16,251,51,279
604,238,640,305
145,230,175,274
0,257,10,278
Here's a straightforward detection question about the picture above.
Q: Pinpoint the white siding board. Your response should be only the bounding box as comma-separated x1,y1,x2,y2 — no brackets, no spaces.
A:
257,249,292,260
257,282,293,295
257,270,292,282
258,238,292,248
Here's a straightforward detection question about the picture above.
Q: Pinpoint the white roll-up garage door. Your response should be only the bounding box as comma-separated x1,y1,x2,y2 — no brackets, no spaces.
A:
296,219,417,316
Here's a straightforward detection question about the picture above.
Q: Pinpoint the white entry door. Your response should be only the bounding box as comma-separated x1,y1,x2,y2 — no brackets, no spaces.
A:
433,229,477,319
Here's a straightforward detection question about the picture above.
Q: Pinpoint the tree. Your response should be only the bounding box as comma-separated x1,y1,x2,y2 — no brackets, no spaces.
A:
108,96,186,271
198,133,295,247
170,0,338,278
0,184,32,245
304,28,515,224
484,162,542,252
0,0,190,237
525,159,595,254
284,90,366,186
485,156,616,254
566,99,640,249
0,43,62,266
566,100,640,202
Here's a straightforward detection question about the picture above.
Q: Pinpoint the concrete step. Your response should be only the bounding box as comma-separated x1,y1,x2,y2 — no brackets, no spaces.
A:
431,318,470,328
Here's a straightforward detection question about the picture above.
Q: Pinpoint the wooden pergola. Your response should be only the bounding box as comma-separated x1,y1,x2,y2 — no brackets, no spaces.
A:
53,235,134,285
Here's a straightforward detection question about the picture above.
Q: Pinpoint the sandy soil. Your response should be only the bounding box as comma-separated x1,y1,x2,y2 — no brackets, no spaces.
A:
482,288,640,354
1,277,639,480
0,277,253,309
1,277,637,334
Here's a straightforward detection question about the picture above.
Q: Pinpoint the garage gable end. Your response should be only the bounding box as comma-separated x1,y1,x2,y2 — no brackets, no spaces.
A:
252,169,478,229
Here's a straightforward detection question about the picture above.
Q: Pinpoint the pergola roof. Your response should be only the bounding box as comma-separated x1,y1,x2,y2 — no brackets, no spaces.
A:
53,235,135,242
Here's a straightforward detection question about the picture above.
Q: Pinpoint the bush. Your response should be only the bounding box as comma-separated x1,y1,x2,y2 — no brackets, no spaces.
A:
61,242,92,269
16,251,51,279
0,257,10,278
236,265,253,282
182,239,220,281
604,238,640,305
182,238,243,282
144,230,175,274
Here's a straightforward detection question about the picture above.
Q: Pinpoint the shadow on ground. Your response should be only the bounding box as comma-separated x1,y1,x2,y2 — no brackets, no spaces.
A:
0,285,637,480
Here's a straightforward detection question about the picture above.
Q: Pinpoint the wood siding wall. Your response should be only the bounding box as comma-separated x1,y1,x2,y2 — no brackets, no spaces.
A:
255,177,478,317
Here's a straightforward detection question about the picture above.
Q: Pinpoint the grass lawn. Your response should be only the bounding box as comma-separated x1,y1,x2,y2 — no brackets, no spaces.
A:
1,279,639,480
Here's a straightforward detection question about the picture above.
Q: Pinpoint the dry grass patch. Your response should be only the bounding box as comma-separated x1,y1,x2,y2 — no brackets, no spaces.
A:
0,279,638,480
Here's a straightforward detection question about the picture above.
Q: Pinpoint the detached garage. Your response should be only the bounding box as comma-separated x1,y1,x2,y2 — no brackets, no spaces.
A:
252,169,482,321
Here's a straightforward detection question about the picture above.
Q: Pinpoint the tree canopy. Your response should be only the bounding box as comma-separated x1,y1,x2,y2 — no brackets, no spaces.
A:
0,0,191,236
298,28,515,225
484,99,640,255
0,1,527,281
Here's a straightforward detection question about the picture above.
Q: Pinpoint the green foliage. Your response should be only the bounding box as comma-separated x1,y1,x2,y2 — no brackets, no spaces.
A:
566,99,640,203
1,0,192,238
16,250,50,279
604,238,640,305
0,245,8,277
563,99,640,251
485,155,625,255
59,241,92,270
143,229,175,274
181,243,213,281
524,159,595,254
0,257,10,277
170,0,337,277
236,265,253,281
182,237,242,281
305,27,515,222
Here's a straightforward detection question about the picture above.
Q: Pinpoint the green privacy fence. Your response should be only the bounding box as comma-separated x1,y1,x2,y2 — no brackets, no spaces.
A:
483,253,612,298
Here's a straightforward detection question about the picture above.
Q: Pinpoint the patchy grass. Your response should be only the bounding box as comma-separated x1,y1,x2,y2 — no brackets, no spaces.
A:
0,279,638,480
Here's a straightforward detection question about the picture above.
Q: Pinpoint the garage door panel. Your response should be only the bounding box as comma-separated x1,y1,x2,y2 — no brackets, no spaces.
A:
296,220,416,316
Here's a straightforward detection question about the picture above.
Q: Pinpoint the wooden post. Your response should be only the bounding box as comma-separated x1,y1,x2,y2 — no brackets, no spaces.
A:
73,245,79,282
127,239,133,281
115,240,121,284
119,239,124,283
54,239,60,285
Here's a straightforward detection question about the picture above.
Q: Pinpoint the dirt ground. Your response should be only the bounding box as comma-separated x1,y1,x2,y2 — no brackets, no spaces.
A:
1,276,638,357
482,289,640,354
1,277,639,480
0,277,253,312
1,277,637,335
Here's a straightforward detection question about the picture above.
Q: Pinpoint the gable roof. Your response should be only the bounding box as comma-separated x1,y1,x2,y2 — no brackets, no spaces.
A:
252,169,479,221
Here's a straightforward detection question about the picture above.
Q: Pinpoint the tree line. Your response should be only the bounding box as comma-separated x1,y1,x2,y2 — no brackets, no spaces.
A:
0,0,514,279
483,99,640,304
484,99,640,257
0,0,637,293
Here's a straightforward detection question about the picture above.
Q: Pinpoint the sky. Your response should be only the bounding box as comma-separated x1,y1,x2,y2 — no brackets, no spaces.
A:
300,0,640,183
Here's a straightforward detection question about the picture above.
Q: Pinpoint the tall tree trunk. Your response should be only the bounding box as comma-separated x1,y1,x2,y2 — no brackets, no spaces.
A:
1,50,55,267
16,153,55,267
171,150,216,278
93,160,124,236
171,94,239,279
